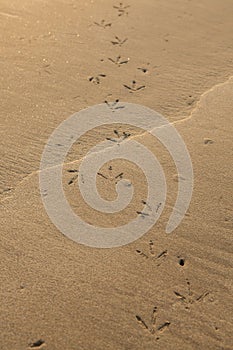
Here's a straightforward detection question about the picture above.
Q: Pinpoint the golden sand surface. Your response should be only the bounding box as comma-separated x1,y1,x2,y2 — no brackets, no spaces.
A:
0,0,233,349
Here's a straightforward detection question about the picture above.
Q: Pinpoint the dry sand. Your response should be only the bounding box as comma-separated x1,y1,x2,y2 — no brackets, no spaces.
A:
0,0,233,349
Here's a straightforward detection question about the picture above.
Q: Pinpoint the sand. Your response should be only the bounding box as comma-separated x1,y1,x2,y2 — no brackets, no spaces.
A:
0,0,233,349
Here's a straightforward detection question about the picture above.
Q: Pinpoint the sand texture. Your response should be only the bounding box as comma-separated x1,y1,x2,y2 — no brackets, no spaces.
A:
0,0,233,349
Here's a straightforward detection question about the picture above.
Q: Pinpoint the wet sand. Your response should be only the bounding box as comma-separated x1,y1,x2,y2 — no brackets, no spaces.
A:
0,0,233,349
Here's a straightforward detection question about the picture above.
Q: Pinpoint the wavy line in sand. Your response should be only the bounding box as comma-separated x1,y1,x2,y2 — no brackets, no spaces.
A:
0,11,19,18
1,75,232,203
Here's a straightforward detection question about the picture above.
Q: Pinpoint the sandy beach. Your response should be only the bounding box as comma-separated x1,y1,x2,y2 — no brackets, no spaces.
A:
0,0,233,349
